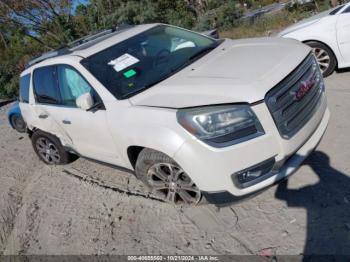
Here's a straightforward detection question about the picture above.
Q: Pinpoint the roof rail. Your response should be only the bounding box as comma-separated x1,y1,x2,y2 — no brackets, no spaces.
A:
69,24,133,51
25,24,134,69
69,28,116,49
25,47,71,69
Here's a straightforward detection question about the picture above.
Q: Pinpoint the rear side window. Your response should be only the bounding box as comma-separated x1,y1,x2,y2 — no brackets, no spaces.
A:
33,66,60,104
19,74,31,103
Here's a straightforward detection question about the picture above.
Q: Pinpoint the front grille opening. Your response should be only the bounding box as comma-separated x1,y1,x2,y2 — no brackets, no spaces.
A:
265,53,324,139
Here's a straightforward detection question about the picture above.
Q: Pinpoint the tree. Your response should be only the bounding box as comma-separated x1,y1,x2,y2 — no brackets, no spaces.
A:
0,0,78,49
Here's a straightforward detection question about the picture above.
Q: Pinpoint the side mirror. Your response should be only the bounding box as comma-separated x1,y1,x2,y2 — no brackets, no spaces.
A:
76,93,94,110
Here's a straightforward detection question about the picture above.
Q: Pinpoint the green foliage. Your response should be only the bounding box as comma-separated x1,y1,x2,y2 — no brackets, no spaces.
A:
220,8,313,40
0,0,329,99
194,0,241,31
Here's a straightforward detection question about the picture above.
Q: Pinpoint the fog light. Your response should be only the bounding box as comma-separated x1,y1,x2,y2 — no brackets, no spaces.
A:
232,158,276,188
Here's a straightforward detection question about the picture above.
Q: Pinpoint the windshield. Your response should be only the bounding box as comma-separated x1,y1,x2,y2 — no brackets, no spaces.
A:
81,25,219,99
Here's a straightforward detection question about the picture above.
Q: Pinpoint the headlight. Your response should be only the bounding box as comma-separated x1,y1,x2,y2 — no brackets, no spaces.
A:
177,104,264,147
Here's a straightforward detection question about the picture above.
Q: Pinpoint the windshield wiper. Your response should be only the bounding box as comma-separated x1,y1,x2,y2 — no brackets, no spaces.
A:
137,46,218,91
169,43,220,74
188,45,217,62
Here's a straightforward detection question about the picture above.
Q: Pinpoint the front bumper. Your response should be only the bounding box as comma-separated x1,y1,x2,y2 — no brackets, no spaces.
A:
173,97,329,200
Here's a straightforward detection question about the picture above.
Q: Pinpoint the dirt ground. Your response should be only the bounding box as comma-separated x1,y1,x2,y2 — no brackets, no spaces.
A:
0,71,349,256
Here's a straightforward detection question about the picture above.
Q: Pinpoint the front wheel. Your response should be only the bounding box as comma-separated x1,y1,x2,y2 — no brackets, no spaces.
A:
306,41,337,77
135,149,202,206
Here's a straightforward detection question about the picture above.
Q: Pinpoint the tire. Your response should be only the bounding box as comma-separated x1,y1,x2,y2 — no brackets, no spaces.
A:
31,130,71,165
306,41,337,77
135,148,203,206
10,114,26,133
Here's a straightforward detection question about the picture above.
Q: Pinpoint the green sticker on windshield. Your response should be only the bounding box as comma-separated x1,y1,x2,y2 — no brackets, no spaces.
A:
123,69,136,78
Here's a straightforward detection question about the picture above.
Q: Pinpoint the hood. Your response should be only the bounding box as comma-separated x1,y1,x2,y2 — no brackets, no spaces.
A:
278,8,335,36
130,38,310,108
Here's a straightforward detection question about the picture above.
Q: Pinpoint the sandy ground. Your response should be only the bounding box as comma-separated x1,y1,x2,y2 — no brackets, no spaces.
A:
0,71,349,256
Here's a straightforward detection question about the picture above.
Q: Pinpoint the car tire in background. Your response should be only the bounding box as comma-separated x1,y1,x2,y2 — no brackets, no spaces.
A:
31,130,72,165
135,148,203,206
10,114,26,133
305,41,337,77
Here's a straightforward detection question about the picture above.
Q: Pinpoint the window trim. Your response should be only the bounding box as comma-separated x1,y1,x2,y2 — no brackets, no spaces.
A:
19,73,31,104
32,64,105,110
32,65,61,105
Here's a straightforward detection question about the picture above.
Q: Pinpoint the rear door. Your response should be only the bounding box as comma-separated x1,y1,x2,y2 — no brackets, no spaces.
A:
336,6,350,65
32,65,122,165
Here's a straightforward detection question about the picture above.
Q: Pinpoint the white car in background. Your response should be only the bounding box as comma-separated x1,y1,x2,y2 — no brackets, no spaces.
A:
279,3,350,76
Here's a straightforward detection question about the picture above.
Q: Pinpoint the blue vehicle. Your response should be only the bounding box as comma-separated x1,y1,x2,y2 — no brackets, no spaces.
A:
7,101,26,133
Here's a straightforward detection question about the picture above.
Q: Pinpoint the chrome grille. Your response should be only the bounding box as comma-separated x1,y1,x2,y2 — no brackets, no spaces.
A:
265,54,325,138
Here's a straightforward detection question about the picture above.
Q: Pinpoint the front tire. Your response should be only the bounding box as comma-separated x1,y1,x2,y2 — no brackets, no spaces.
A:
306,41,337,77
10,114,26,133
31,130,71,165
135,148,202,205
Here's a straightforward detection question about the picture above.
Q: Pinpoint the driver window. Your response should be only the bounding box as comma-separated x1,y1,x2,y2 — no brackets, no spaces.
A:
57,65,92,107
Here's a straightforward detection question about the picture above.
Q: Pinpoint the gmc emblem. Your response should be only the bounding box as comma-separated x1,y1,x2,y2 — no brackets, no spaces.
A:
293,76,316,101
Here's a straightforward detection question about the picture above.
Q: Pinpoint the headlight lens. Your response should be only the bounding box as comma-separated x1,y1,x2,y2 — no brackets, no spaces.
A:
177,105,264,147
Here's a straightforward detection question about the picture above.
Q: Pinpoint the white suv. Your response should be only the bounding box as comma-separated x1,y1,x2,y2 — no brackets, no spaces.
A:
19,24,330,205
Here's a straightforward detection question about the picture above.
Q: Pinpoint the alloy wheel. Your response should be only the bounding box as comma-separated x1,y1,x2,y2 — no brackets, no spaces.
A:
35,137,61,164
147,163,201,205
312,47,331,74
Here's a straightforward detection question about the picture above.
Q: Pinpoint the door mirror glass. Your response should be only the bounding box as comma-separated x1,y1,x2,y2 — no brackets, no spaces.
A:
76,93,94,110
57,65,92,107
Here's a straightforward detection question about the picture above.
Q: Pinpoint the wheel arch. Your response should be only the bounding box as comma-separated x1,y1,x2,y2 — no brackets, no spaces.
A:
127,144,184,170
30,127,63,144
7,113,16,129
127,145,145,169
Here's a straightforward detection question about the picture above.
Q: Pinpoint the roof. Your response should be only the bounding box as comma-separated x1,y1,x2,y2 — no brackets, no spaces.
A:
25,23,159,70
72,24,158,57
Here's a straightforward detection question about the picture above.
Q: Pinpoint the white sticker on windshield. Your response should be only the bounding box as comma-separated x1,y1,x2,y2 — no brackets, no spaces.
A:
108,53,140,72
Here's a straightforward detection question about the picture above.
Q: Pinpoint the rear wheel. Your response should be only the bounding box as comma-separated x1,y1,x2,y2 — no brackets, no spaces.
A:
306,41,337,77
31,130,71,165
10,114,26,133
135,149,202,205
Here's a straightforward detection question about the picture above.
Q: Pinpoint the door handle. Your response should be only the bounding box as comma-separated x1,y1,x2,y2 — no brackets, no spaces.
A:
38,114,48,119
62,120,71,125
